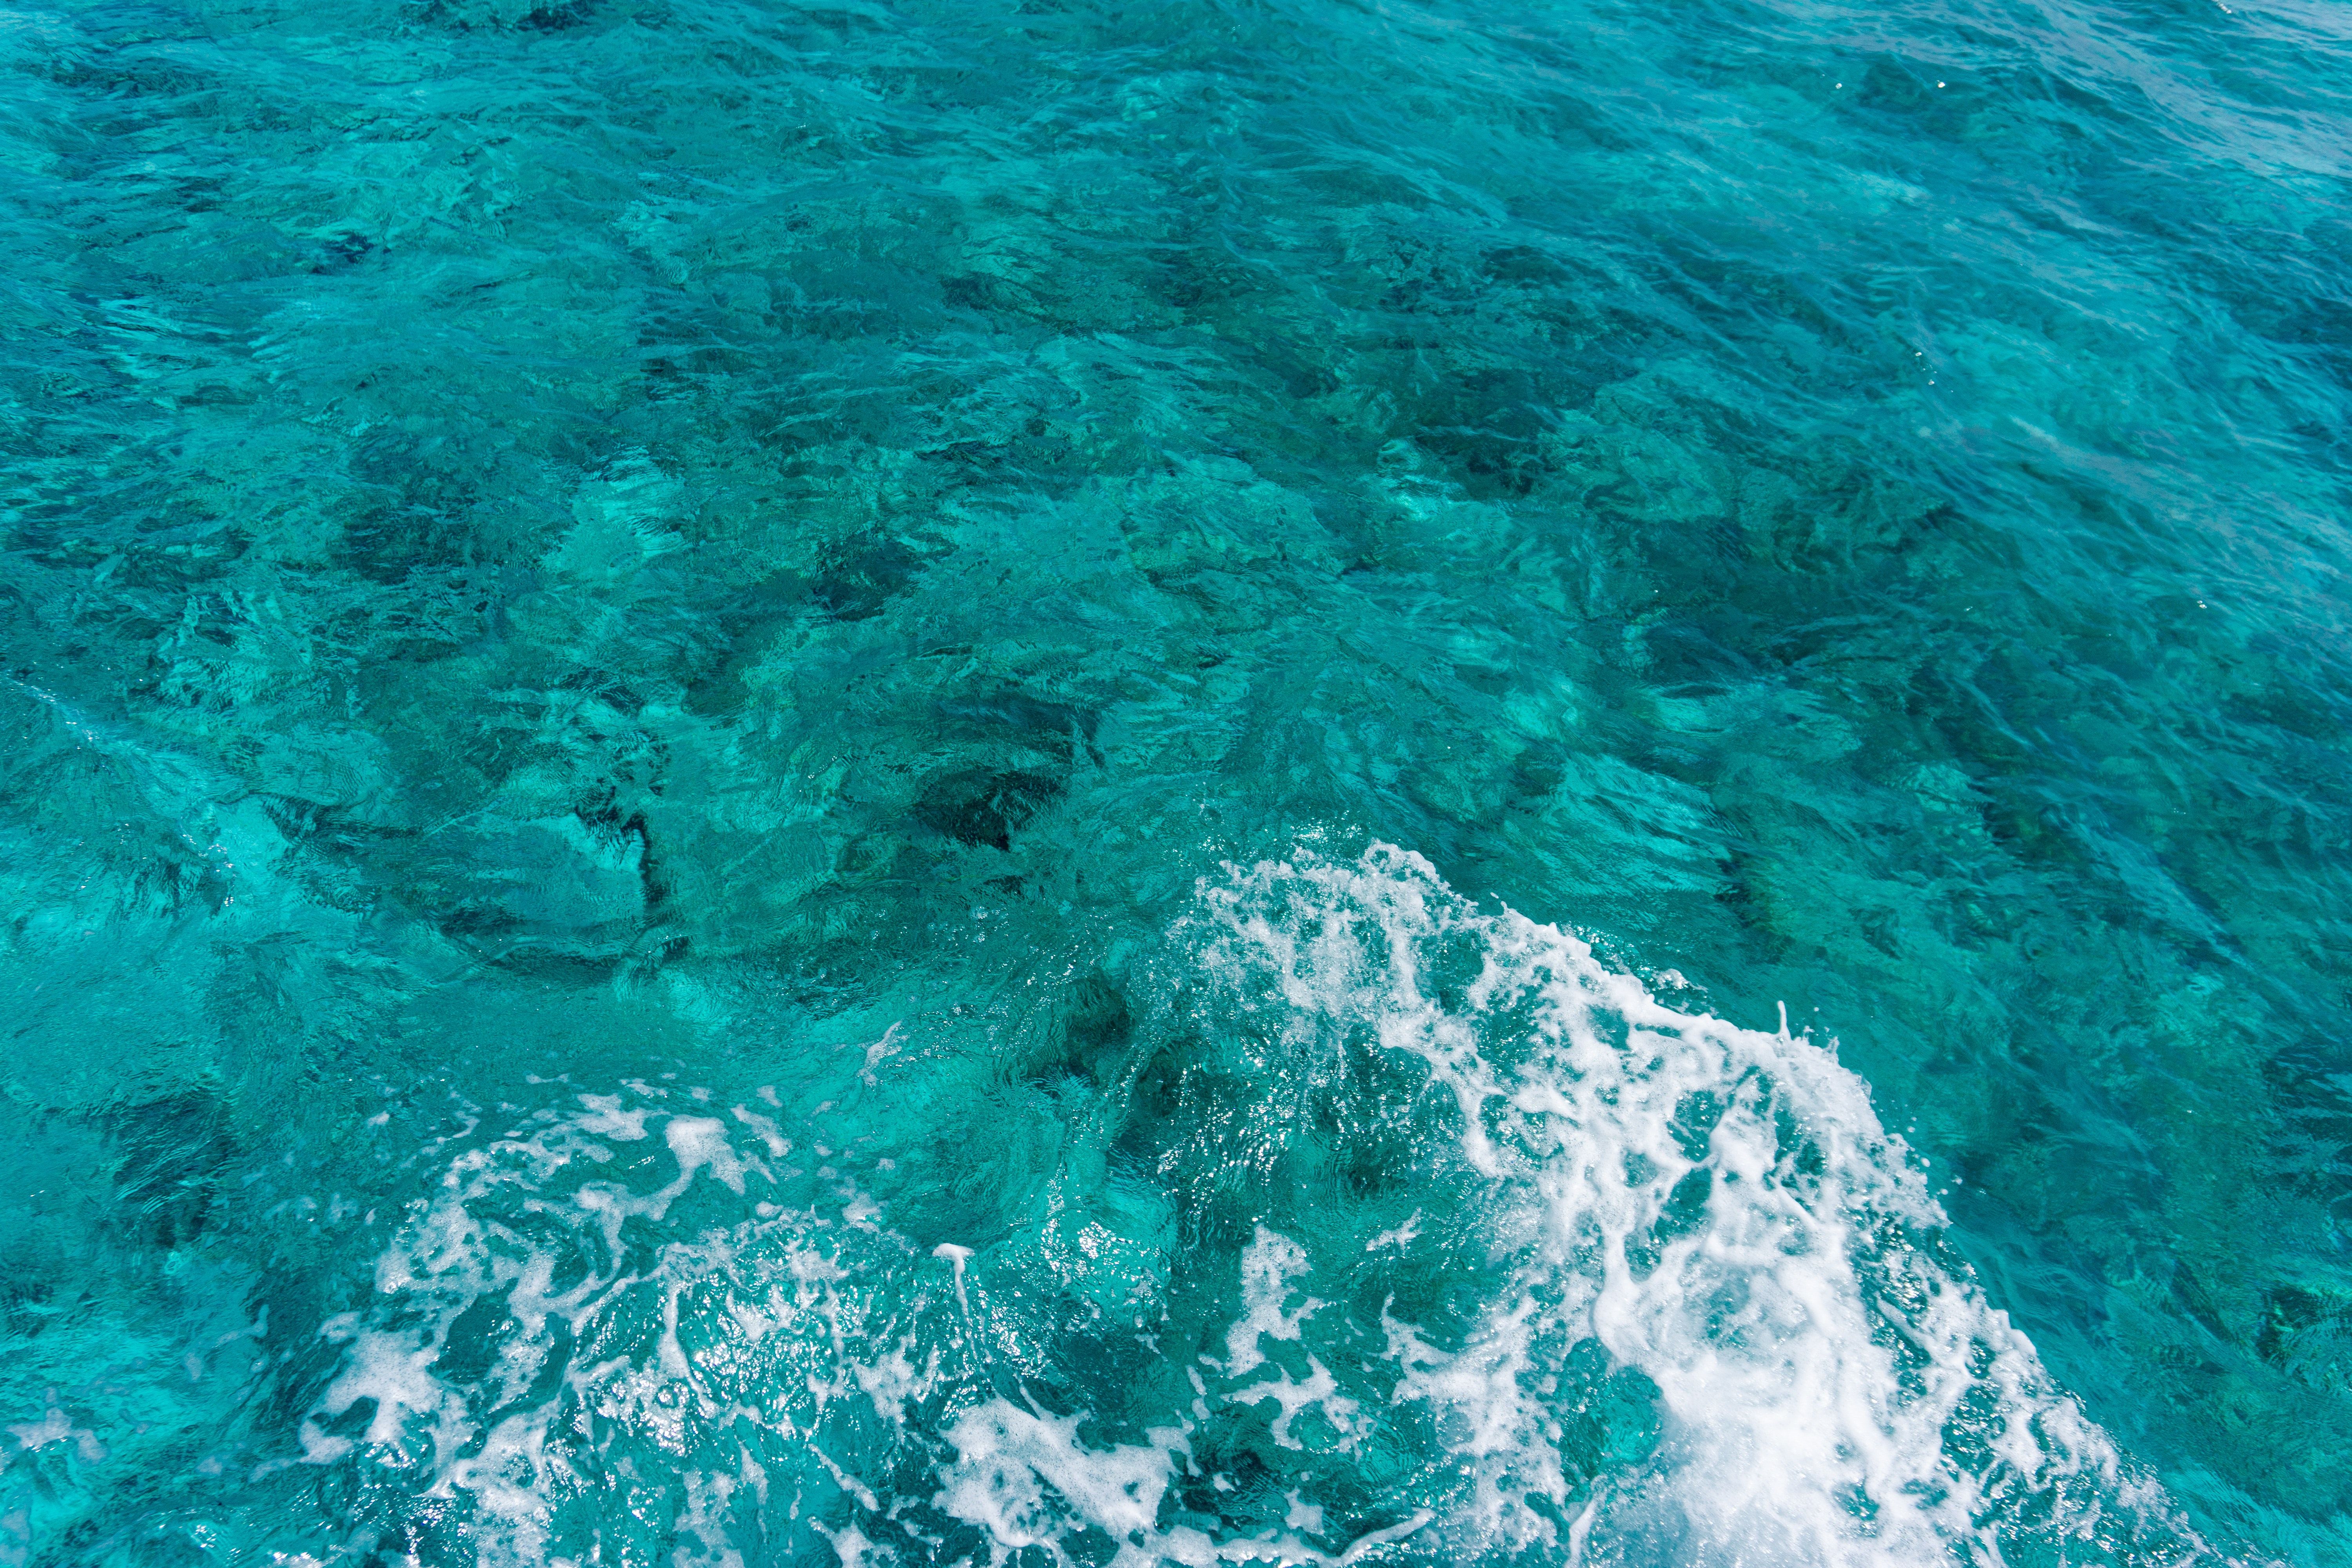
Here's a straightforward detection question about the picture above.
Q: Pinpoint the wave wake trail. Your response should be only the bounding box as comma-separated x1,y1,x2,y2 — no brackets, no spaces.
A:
295,847,2221,1567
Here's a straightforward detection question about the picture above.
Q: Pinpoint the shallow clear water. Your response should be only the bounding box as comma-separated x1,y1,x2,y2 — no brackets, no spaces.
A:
3,0,2350,1561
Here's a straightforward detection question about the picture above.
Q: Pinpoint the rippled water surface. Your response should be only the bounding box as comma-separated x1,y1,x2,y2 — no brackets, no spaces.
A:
4,0,2351,1561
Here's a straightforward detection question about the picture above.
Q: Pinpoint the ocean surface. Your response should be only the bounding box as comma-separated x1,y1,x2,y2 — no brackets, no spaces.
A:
3,0,2350,1561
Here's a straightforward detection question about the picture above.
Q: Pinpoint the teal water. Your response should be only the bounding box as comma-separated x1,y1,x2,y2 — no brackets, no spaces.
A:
3,0,2350,1560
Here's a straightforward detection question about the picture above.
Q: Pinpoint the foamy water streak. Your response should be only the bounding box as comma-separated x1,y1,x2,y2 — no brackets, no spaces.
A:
296,847,2219,1567
1190,848,2218,1566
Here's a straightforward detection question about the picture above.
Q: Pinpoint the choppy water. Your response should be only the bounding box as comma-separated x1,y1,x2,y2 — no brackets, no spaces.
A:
4,0,2350,1561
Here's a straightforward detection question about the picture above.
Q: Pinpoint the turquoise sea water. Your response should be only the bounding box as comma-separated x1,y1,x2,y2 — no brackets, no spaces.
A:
4,0,2351,1560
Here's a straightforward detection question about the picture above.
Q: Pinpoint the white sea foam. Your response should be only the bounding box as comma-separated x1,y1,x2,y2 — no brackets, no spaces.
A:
1180,846,2216,1567
294,845,2221,1568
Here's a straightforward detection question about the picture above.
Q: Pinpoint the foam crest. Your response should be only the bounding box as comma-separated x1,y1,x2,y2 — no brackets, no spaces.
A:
1186,846,2217,1566
289,847,2227,1567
